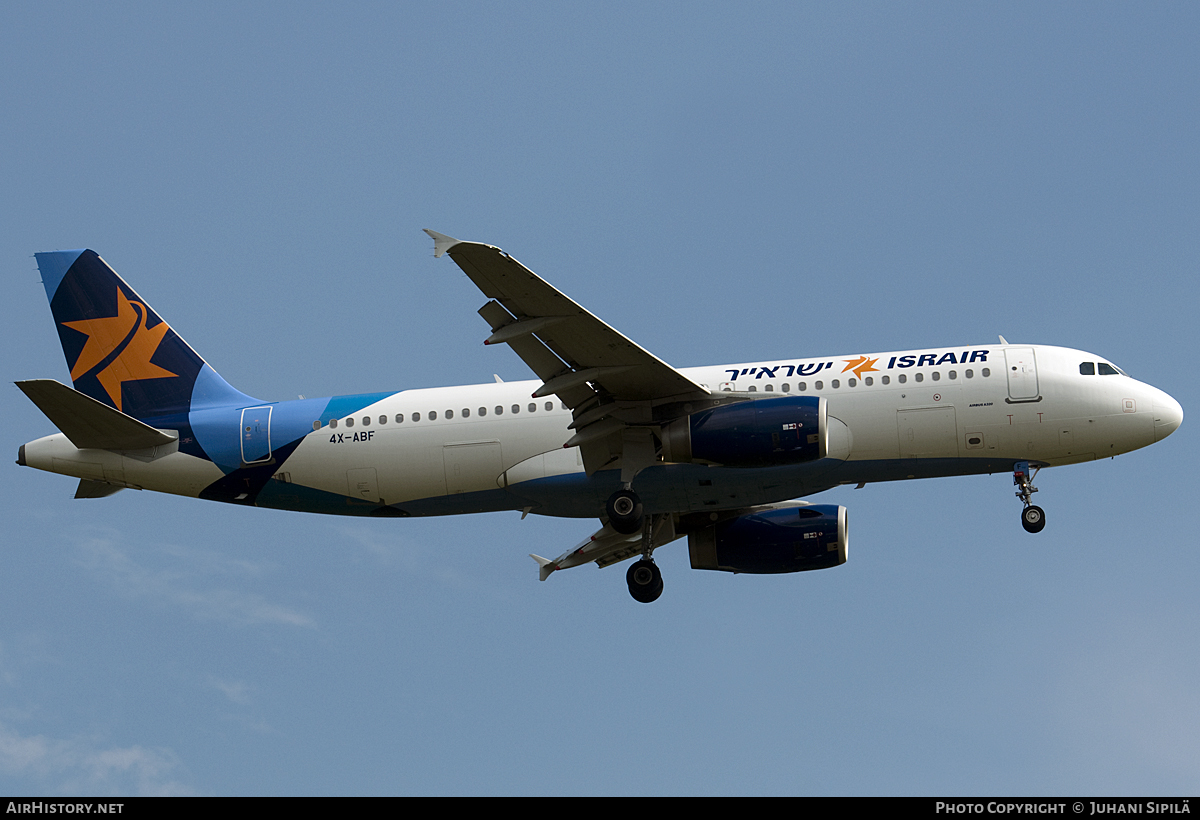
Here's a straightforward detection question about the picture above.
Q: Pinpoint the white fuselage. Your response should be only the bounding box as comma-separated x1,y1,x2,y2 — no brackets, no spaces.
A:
21,343,1183,519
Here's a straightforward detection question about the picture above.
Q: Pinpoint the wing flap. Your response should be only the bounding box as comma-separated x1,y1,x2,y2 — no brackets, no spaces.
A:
532,516,682,579
75,479,125,499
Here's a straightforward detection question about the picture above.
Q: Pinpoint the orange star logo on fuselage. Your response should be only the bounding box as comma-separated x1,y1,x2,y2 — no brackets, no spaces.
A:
841,356,880,379
62,289,178,412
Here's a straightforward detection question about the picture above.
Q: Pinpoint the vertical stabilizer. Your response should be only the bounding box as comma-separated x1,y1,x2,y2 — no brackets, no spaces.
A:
35,250,257,421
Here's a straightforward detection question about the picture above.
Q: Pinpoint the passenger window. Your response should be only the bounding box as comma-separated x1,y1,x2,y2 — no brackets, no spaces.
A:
848,378,856,387
446,409,454,419
462,408,470,418
815,381,823,390
948,371,957,380
915,373,924,383
412,412,420,422
312,420,321,431
881,375,889,385
864,377,873,386
747,385,757,392
512,404,520,414
798,382,807,391
764,384,773,392
346,417,354,428
379,415,387,424
478,407,487,416
528,403,536,412
1098,363,1119,375
495,406,503,415
396,414,404,423
362,416,370,426
560,402,567,410
831,380,840,389
965,369,974,379
898,374,907,384
330,418,338,429
781,383,791,393
982,368,990,377
429,411,438,421
1079,362,1095,375
931,372,940,381
546,402,554,411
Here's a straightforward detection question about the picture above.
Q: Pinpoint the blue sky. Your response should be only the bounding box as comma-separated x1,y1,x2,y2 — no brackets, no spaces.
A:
2,2,1197,795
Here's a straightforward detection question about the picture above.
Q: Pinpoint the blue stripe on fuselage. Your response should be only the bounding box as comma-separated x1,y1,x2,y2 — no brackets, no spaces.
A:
192,391,398,475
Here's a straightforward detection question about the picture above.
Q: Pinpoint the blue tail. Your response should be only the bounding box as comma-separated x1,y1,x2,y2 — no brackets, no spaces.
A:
35,249,257,422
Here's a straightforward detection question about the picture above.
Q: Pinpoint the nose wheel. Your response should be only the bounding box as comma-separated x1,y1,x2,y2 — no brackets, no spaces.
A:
1021,504,1046,533
1013,462,1046,533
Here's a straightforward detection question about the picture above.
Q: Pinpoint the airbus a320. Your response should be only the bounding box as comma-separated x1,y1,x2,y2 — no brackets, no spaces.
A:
17,232,1184,602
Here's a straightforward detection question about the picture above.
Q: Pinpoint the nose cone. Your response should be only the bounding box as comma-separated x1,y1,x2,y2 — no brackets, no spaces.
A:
1152,391,1184,441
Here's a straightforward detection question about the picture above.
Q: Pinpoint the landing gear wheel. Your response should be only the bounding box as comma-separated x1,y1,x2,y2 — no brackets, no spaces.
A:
606,489,644,535
626,559,663,603
1021,505,1046,534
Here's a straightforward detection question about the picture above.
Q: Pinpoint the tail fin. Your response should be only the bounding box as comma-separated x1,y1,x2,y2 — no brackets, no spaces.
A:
34,250,256,422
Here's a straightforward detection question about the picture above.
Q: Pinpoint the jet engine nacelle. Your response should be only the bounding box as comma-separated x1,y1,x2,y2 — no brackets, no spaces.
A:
662,395,827,466
687,503,848,574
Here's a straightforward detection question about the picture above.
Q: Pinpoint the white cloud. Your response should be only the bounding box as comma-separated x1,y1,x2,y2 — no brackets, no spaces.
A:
72,530,314,628
0,721,194,796
209,676,254,705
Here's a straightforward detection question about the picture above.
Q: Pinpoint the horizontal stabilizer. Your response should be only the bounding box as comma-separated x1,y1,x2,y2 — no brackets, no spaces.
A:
16,379,178,451
75,479,125,499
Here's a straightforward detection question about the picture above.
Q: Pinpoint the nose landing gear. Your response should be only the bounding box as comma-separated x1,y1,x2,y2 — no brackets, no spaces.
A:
1013,461,1046,533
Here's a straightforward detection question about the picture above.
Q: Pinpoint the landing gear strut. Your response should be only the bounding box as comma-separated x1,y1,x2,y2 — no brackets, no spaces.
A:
1013,461,1045,533
624,507,666,603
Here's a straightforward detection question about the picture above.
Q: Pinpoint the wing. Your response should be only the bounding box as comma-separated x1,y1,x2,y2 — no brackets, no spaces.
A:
426,230,712,476
530,516,681,580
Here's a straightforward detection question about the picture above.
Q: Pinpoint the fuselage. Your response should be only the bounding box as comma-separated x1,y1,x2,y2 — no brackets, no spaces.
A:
20,343,1184,519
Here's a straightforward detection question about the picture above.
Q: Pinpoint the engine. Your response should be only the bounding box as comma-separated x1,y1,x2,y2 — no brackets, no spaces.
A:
686,503,848,574
661,395,827,466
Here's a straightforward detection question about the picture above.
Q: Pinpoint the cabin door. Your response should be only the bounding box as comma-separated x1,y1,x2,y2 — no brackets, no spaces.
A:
1004,347,1040,401
240,406,273,464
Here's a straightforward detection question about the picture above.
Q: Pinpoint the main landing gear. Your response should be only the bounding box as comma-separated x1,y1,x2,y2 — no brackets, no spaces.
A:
1013,461,1046,534
606,488,643,535
607,488,665,603
627,558,663,604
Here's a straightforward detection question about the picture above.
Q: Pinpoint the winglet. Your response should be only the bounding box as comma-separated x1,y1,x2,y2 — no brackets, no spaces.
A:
530,553,557,581
423,229,461,258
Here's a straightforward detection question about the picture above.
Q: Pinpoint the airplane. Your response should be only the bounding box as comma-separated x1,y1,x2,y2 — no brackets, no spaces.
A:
16,231,1184,603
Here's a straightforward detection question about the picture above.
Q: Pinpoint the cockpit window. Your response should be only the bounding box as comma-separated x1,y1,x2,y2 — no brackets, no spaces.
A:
1098,363,1121,376
1079,362,1095,375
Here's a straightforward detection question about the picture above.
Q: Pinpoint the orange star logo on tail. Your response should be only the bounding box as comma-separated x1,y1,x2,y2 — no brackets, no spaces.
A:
62,289,178,412
841,356,879,379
